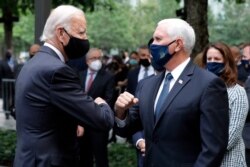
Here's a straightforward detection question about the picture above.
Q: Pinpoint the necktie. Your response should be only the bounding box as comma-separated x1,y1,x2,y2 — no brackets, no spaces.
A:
143,67,148,79
155,73,173,120
86,72,94,92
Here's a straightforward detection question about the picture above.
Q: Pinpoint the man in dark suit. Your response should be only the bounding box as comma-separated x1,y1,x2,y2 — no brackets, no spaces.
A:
78,48,115,167
243,77,250,166
126,45,154,95
14,5,114,167
114,18,229,167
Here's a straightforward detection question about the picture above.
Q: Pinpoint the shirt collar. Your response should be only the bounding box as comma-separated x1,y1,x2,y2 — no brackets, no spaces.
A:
44,42,65,63
165,57,190,80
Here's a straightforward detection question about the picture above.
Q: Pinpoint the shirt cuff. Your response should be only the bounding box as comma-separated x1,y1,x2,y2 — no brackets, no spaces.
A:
136,138,144,149
115,116,128,128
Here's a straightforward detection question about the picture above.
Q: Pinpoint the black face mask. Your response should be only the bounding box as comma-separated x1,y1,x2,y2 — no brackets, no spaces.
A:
63,29,90,59
139,59,151,67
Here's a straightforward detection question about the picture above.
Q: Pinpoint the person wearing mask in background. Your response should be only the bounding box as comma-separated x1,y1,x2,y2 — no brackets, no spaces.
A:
230,45,249,86
14,5,114,167
114,18,229,167
240,43,250,75
202,42,248,167
127,51,139,70
77,48,115,167
126,45,155,95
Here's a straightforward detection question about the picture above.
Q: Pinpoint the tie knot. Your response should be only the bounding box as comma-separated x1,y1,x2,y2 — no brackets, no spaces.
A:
166,73,173,81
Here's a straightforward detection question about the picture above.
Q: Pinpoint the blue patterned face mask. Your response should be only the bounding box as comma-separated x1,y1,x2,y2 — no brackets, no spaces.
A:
149,40,176,68
129,59,138,65
151,58,165,72
206,62,225,76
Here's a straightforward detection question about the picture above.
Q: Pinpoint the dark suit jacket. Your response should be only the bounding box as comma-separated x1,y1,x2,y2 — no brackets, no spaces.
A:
126,67,140,95
79,68,114,105
14,46,114,167
243,77,250,148
115,61,229,167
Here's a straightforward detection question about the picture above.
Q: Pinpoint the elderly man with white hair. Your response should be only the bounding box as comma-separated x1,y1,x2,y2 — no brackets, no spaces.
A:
14,5,114,167
114,18,229,167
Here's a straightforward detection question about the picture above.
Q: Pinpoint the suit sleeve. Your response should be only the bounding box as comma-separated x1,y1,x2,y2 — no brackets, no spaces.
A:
50,66,114,131
194,77,229,167
114,77,144,138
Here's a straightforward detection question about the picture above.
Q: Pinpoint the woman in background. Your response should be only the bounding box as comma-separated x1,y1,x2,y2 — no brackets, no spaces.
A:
202,42,249,167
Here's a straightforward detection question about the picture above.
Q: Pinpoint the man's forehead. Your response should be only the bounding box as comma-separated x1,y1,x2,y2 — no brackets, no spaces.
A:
71,15,86,28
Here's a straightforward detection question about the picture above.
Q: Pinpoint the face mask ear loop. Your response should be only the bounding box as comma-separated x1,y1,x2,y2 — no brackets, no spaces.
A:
63,28,72,38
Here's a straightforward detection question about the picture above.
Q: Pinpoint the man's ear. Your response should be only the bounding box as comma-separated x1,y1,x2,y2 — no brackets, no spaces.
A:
174,39,184,52
56,27,66,45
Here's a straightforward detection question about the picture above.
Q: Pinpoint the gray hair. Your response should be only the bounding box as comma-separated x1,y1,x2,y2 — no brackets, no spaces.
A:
40,5,85,41
158,18,196,55
86,48,103,60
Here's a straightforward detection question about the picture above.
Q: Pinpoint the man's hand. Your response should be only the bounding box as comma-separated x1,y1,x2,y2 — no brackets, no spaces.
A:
94,97,107,105
114,91,139,119
138,139,146,156
77,125,84,137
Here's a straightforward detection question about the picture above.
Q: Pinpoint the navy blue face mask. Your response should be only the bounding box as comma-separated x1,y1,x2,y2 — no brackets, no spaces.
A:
206,62,225,76
149,40,176,68
151,58,165,72
241,60,249,65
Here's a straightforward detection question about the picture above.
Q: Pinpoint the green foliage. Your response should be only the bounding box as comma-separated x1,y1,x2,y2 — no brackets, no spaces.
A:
0,128,136,167
86,0,178,52
108,143,137,167
209,0,250,45
0,129,16,166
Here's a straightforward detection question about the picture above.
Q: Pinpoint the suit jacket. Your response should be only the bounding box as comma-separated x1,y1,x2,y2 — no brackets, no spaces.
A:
14,46,114,167
243,77,250,148
126,67,140,95
115,61,229,167
79,68,114,106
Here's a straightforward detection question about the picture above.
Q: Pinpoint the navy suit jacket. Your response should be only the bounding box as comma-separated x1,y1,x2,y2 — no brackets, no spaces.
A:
126,67,140,95
14,46,114,167
115,61,229,167
243,77,250,148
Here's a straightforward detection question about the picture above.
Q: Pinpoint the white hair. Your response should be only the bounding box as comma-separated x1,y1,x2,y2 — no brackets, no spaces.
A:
40,5,85,41
158,18,196,55
86,48,103,60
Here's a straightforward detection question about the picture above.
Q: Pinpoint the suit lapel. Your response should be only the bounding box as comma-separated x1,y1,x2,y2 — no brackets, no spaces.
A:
154,61,195,125
81,70,87,90
146,72,165,126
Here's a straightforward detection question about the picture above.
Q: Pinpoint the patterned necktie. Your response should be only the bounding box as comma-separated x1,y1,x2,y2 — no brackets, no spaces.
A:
155,73,173,120
143,67,148,79
86,72,94,92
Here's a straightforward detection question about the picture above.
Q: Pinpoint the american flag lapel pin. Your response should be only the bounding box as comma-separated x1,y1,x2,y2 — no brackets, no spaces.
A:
178,79,183,84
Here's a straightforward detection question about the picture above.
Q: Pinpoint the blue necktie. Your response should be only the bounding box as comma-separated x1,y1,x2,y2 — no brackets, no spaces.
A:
155,73,173,120
143,67,148,79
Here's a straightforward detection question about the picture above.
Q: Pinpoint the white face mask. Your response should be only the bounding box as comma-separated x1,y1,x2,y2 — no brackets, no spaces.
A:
89,60,102,71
